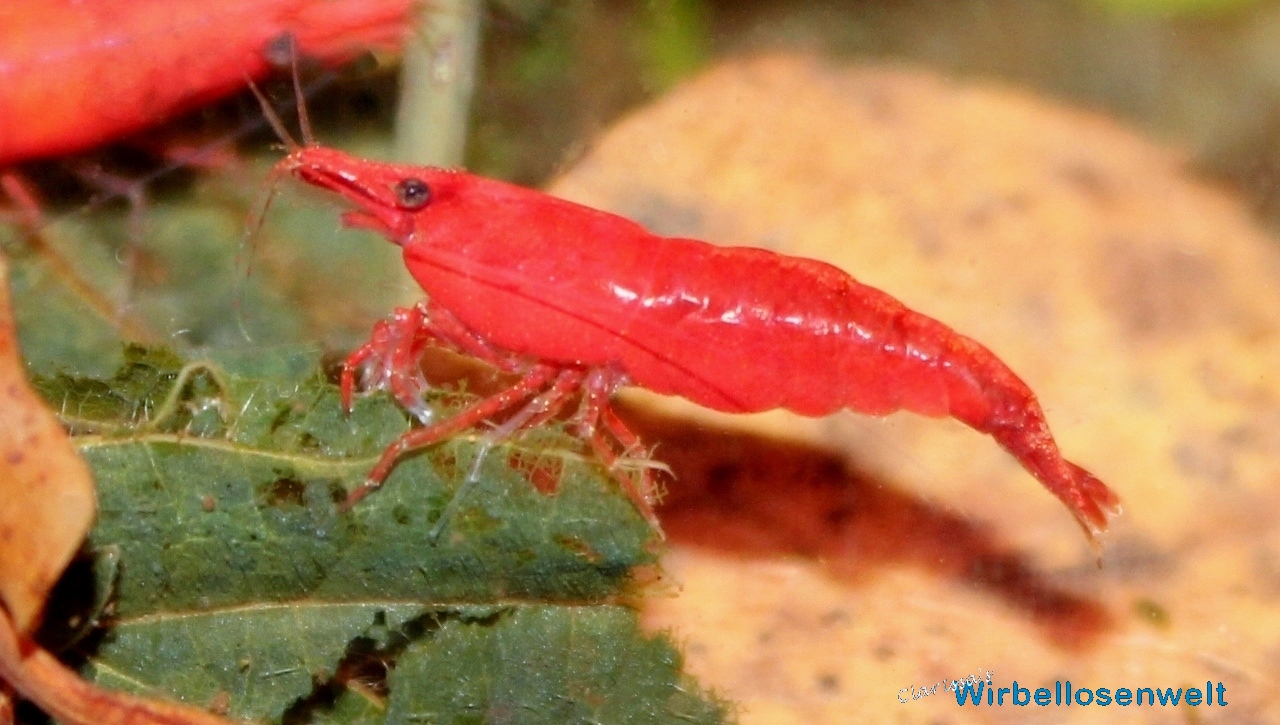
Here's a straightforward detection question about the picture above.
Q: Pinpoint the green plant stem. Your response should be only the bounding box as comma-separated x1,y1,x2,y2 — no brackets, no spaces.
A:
394,0,483,167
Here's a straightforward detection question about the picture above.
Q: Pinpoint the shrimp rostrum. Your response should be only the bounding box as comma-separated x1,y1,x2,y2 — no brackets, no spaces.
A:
268,138,1121,541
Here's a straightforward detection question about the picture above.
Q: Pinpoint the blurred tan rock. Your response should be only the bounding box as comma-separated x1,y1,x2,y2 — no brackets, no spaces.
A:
552,55,1280,723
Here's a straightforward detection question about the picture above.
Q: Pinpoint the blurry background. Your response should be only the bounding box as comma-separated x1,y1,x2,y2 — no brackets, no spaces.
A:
464,0,1280,228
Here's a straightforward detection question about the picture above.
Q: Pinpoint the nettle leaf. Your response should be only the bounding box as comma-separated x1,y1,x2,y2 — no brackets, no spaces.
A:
7,136,725,723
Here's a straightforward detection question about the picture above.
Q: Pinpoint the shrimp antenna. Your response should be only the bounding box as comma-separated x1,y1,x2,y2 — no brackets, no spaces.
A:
237,66,302,340
285,35,315,147
233,160,294,342
243,74,299,151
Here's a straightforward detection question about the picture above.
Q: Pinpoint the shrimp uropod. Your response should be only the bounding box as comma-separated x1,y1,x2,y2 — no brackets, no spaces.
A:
268,139,1121,542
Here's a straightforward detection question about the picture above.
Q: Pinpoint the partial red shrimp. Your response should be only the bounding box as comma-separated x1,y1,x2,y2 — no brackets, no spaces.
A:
266,134,1121,541
0,0,413,320
0,0,412,166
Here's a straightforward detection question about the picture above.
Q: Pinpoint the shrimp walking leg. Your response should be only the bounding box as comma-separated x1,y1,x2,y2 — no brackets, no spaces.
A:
342,321,666,532
569,367,623,438
588,428,663,535
341,304,438,421
340,299,527,417
342,364,560,510
489,369,587,438
428,369,585,541
569,369,664,532
409,299,524,372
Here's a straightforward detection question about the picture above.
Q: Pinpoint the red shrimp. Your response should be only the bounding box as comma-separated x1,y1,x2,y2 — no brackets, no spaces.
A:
266,137,1121,541
0,0,412,166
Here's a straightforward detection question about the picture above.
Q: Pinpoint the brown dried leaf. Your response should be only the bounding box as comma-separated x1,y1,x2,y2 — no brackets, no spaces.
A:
0,608,233,725
0,252,96,634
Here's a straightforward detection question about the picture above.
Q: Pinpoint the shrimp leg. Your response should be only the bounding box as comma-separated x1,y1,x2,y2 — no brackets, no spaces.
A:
343,332,665,533
343,364,560,511
569,369,664,532
340,299,528,419
427,368,586,541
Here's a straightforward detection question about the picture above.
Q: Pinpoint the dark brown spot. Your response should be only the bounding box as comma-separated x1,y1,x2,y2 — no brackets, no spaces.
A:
1102,239,1224,341
553,534,602,563
261,476,307,508
816,673,840,693
392,505,411,525
1057,161,1112,203
208,690,231,716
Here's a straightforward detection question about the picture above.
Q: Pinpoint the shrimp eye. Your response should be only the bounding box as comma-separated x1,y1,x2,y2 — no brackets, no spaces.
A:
395,178,431,208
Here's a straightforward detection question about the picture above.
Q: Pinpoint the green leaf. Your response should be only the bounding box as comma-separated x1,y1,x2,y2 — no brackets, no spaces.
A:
23,339,723,724
385,605,724,725
64,353,657,616
81,604,719,725
86,602,451,723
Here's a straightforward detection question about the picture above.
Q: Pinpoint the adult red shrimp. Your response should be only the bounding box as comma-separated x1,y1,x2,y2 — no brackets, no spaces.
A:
0,0,412,167
263,129,1122,541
